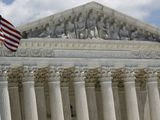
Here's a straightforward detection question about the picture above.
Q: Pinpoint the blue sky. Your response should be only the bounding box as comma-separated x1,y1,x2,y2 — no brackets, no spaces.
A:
2,0,14,5
0,0,160,27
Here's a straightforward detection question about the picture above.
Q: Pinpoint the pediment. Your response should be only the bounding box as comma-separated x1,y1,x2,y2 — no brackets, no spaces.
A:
18,1,160,42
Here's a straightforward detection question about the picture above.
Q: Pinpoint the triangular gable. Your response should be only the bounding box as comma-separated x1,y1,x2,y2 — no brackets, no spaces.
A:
18,1,160,42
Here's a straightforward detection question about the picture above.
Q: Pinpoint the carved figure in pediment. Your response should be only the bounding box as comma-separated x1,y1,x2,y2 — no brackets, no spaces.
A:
144,31,154,41
75,13,86,39
135,29,146,40
109,19,120,40
65,16,76,39
27,29,34,38
104,17,111,39
86,9,98,39
153,34,160,42
119,22,129,40
22,31,28,39
54,19,65,38
39,24,51,38
129,26,138,40
97,15,108,39
50,21,56,38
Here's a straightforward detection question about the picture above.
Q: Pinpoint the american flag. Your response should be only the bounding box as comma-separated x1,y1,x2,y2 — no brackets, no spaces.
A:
0,15,21,52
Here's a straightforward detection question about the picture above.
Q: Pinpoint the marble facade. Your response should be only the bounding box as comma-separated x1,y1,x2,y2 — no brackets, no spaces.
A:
1,1,160,120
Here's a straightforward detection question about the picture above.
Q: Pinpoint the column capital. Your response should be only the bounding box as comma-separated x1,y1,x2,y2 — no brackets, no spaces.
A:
111,68,125,88
147,71,158,83
0,67,8,82
7,66,24,87
124,70,136,83
85,67,100,86
100,68,112,83
59,67,75,86
34,66,49,87
48,68,60,83
23,66,35,83
134,68,148,88
74,67,85,83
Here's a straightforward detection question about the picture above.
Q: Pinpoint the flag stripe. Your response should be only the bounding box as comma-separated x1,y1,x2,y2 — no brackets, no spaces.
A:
4,35,19,44
4,43,17,52
4,40,18,48
0,16,21,52
3,32,20,43
1,25,21,38
1,21,21,36
1,17,13,26
5,38,19,46
2,27,21,39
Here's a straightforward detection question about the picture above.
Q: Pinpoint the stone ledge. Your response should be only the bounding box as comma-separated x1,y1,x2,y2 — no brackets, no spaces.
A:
1,38,159,51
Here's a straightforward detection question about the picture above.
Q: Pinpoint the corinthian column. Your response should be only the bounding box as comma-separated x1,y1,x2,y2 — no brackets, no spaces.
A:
147,71,160,120
86,77,98,120
48,69,64,120
0,68,12,120
8,67,22,120
74,68,89,120
100,69,116,120
34,67,48,120
124,70,140,120
22,67,38,120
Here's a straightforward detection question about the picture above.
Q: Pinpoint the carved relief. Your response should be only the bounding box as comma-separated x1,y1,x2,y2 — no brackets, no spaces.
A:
86,9,98,38
75,12,86,39
54,19,65,38
97,14,108,39
65,16,76,39
20,6,160,42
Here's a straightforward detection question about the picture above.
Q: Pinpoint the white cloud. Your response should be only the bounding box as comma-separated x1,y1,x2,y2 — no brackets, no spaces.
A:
0,0,160,26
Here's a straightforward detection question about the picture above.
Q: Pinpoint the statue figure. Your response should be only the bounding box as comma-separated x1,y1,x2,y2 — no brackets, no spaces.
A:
136,29,146,40
144,31,154,41
65,16,76,39
129,26,138,40
75,13,86,39
97,15,108,39
27,29,34,38
22,31,28,39
54,19,65,38
39,24,51,38
119,22,129,40
86,9,98,39
109,19,120,40
50,21,56,38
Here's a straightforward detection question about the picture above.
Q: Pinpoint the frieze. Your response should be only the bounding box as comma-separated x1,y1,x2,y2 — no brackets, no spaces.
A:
0,39,160,59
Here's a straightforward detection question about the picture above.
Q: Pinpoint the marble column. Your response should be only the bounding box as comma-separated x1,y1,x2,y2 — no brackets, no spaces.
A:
86,79,99,120
35,79,47,120
124,71,140,120
112,81,122,120
8,78,22,120
100,70,116,120
0,69,12,120
48,70,64,120
74,68,89,120
147,72,160,120
22,68,38,120
61,79,72,120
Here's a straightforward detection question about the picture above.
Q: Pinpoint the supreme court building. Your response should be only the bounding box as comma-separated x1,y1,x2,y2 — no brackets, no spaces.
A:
0,1,160,120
